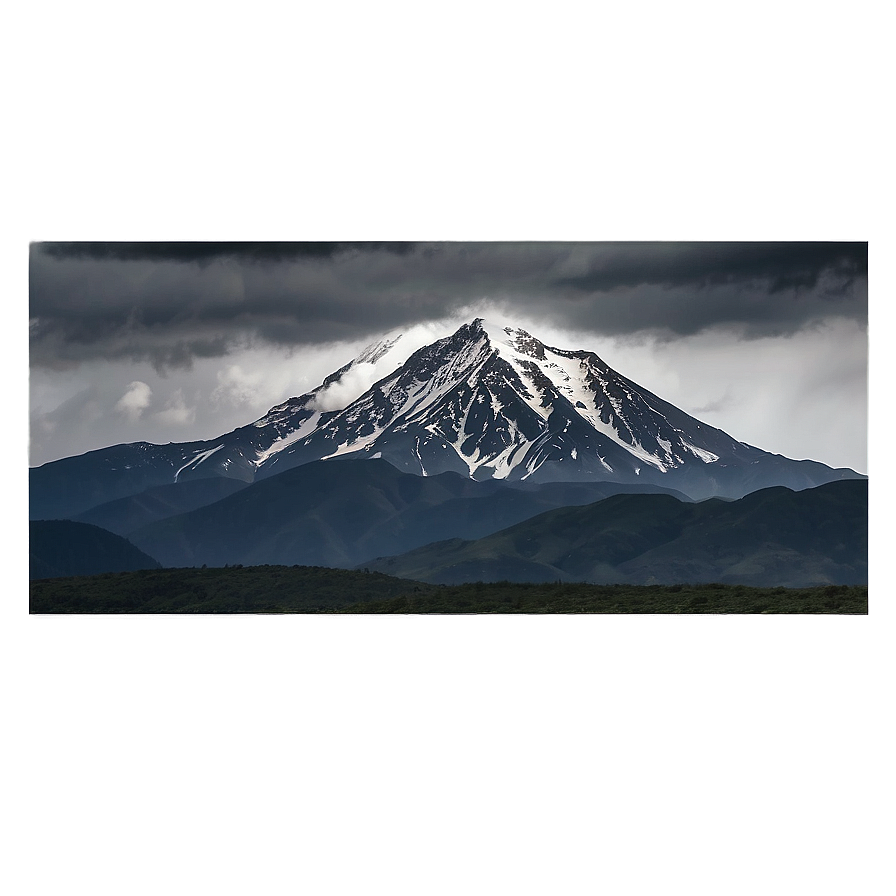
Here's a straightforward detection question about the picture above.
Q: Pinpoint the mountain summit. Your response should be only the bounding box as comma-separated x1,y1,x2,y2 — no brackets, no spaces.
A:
30,318,864,518
256,318,744,483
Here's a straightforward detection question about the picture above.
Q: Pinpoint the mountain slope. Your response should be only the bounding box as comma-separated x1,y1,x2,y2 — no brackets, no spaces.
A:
364,479,868,588
29,520,162,580
73,477,250,536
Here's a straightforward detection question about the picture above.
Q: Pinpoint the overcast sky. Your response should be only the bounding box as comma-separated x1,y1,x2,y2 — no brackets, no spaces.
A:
29,241,867,473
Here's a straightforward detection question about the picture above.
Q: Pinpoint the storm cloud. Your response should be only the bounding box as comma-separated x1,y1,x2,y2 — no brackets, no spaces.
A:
38,241,419,264
29,242,867,372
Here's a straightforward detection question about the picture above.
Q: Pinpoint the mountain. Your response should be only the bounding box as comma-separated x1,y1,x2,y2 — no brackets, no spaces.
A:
364,479,868,588
125,458,693,570
29,520,162,580
30,318,864,520
73,477,250,536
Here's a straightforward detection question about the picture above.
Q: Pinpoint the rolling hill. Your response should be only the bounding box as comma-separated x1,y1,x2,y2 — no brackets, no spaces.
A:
363,479,867,588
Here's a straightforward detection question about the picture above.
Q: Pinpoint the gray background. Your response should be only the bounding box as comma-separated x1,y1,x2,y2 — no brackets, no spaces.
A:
8,5,889,896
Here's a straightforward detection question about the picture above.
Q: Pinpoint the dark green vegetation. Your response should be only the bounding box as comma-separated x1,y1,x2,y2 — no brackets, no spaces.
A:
29,565,427,613
29,520,161,580
366,479,867,588
30,565,867,614
338,582,868,614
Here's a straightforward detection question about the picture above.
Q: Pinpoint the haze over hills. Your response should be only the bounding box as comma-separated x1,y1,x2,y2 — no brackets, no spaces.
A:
30,318,864,521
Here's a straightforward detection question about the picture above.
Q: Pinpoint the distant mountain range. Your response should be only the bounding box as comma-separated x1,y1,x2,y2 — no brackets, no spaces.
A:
30,318,864,521
122,458,692,570
30,473,867,589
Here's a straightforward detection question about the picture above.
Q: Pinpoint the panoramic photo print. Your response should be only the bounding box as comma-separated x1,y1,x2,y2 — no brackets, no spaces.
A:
29,241,868,613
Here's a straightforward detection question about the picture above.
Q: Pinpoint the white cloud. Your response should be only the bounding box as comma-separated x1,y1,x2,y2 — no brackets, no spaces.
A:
310,362,379,412
212,364,264,407
114,381,152,421
306,320,472,413
154,388,195,426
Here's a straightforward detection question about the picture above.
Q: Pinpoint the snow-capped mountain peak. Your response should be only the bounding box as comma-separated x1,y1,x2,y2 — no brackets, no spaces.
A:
472,317,546,358
355,333,403,365
252,317,745,485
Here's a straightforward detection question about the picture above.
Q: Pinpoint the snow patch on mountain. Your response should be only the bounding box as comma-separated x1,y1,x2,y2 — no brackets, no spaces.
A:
356,335,403,365
254,411,323,463
175,444,225,481
683,442,720,463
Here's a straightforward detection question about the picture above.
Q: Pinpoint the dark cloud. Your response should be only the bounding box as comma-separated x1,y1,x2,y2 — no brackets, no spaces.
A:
34,241,419,264
552,242,866,294
398,241,866,297
29,241,868,370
